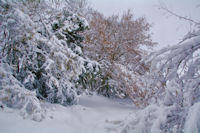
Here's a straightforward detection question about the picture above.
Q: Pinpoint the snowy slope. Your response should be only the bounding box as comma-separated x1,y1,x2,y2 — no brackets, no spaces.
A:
0,94,135,133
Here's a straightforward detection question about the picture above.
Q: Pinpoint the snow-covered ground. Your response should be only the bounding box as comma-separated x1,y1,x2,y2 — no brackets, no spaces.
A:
0,94,135,133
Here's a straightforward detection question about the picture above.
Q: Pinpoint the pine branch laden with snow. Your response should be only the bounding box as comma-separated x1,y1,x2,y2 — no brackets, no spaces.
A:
0,0,98,120
118,29,200,133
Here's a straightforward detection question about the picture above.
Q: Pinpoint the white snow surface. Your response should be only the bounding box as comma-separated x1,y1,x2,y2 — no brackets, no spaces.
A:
0,94,135,133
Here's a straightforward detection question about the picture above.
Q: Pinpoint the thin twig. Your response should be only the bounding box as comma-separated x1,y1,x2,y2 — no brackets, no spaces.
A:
159,6,200,25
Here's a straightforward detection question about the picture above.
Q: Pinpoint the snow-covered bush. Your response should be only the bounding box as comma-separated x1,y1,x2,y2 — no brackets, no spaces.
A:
0,0,97,119
0,63,45,121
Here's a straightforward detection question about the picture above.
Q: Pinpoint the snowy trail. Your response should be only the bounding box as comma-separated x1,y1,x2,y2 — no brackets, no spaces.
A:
0,94,135,133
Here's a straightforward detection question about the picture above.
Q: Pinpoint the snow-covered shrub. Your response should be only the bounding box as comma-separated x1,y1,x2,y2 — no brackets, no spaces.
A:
77,61,101,92
78,62,129,98
0,0,98,119
0,63,45,121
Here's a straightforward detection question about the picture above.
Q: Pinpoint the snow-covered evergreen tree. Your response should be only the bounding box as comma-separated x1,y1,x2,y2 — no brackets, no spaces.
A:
0,0,98,120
